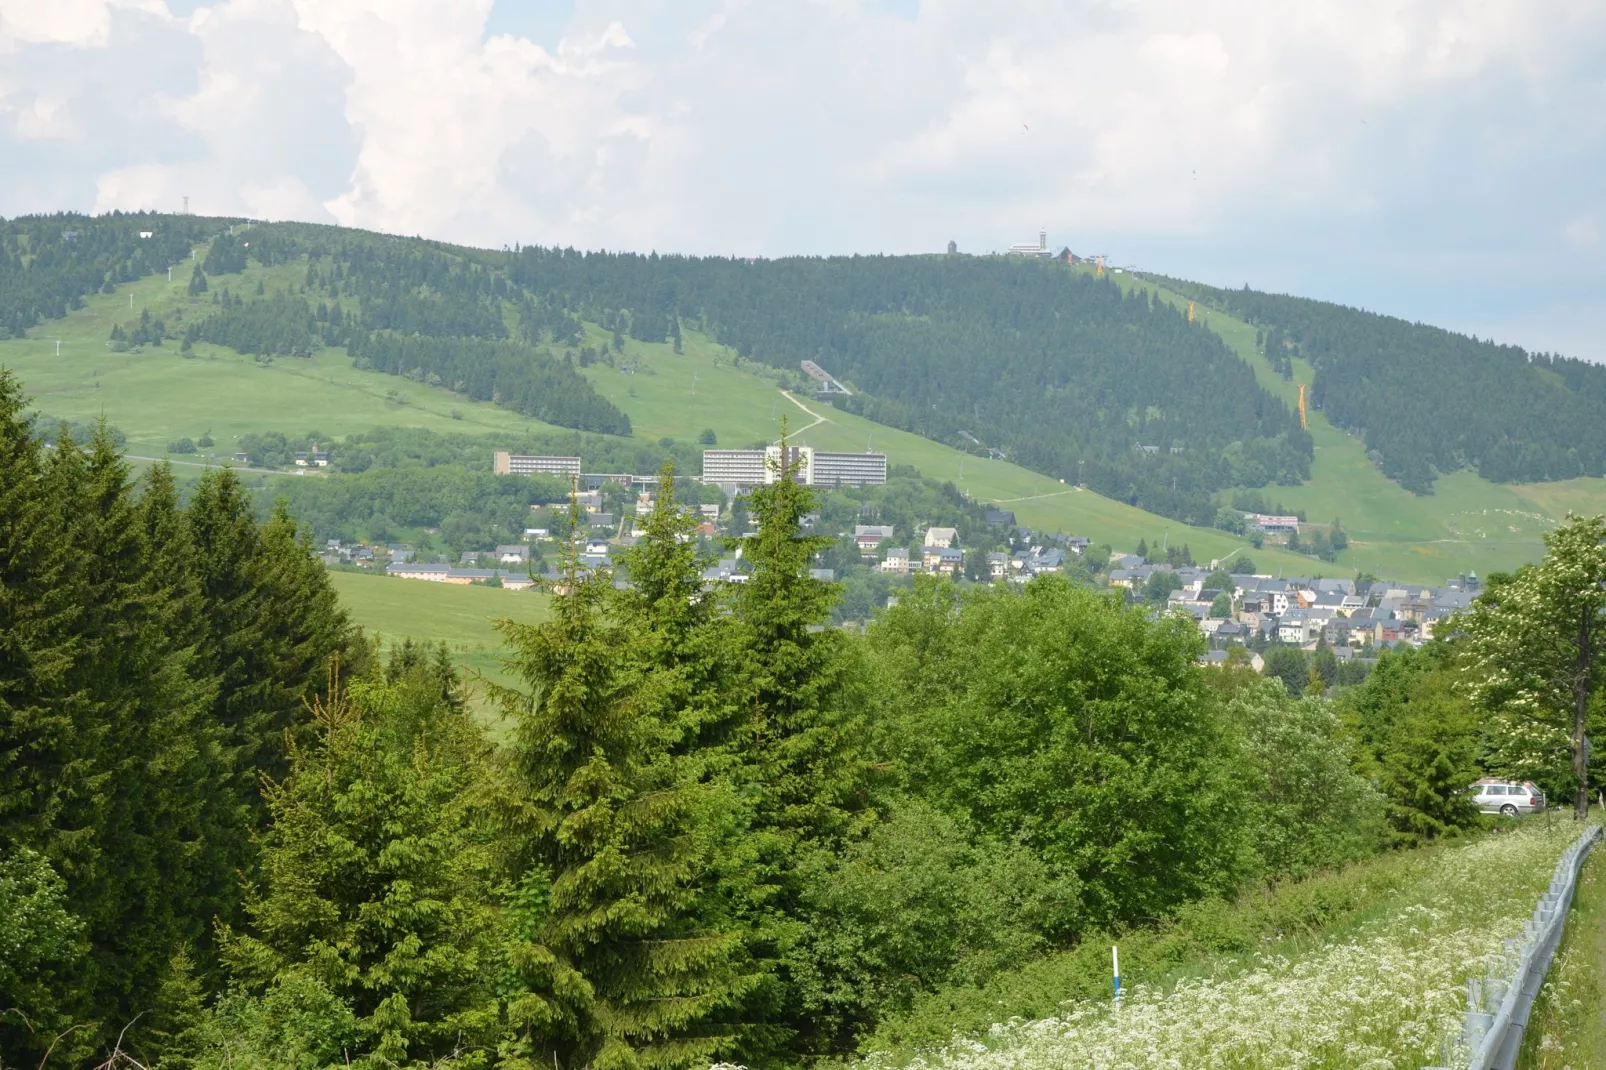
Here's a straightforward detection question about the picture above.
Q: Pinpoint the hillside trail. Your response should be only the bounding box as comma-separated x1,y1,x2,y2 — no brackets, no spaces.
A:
778,390,832,435
989,488,1078,504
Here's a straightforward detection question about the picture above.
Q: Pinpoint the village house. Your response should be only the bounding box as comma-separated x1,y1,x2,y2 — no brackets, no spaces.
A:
880,547,911,574
855,524,896,558
496,544,530,564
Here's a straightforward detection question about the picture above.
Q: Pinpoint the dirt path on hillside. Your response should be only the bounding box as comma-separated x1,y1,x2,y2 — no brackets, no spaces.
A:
778,391,832,435
988,488,1079,504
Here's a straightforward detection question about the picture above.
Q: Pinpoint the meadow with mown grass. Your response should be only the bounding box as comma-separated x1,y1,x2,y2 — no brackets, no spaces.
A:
325,569,549,725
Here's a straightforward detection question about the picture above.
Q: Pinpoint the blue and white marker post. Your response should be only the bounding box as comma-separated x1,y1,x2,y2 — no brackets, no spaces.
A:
1112,944,1121,1003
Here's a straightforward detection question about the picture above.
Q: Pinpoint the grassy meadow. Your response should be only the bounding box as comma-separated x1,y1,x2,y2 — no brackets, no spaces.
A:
1518,830,1606,1068
860,821,1585,1070
0,250,561,461
327,570,550,728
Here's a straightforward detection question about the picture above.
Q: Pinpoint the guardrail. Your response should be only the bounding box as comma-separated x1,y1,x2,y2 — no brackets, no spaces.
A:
1425,821,1602,1070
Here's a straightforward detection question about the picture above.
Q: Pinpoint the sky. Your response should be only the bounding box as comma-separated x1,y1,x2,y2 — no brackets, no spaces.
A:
3,0,1604,360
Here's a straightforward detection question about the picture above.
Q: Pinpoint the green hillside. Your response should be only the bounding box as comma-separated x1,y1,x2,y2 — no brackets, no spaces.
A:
1120,271,1606,579
7,212,1602,588
0,258,566,461
0,226,1319,583
505,247,1312,526
1150,275,1606,490
564,318,1317,573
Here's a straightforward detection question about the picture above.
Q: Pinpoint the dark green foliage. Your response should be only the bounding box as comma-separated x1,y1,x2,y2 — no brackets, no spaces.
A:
0,212,217,338
272,464,571,551
1262,646,1310,696
728,442,871,848
187,292,320,357
332,425,699,477
1142,569,1180,605
0,369,358,1060
1230,682,1385,878
188,472,358,794
1340,645,1481,844
787,802,1078,1048
201,233,249,276
349,332,631,434
26,413,127,450
490,508,746,1069
508,249,1309,525
110,307,169,349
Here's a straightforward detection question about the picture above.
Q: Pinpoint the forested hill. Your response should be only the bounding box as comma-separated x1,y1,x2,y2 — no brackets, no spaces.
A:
509,250,1312,525
2,213,1310,526
1149,275,1606,494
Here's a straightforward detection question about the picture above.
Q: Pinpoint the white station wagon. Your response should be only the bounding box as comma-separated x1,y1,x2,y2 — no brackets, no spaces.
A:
1470,778,1545,817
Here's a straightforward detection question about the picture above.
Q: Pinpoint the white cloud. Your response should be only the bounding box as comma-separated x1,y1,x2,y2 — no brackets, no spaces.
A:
3,0,1605,356
0,0,115,50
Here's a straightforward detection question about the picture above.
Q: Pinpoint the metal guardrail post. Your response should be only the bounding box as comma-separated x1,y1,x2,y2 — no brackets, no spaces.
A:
1424,823,1601,1070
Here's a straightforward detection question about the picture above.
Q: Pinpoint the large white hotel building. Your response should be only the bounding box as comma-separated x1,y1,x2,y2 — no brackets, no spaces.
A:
701,446,887,489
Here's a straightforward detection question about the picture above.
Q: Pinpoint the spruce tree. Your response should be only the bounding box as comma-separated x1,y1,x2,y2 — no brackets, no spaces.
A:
721,432,877,1057
187,477,355,798
617,464,740,758
214,663,503,1066
0,376,82,864
728,433,870,843
138,464,246,936
492,496,743,1070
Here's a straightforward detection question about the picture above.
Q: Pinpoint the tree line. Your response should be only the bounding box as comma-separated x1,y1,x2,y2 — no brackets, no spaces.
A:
348,333,631,435
0,369,357,1063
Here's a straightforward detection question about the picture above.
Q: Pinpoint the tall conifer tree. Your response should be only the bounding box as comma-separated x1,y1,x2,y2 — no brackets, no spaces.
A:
0,374,93,1056
728,430,871,843
493,492,743,1070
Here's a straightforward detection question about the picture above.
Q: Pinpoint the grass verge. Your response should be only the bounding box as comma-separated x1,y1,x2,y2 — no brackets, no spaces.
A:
859,821,1587,1070
1518,833,1606,1068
